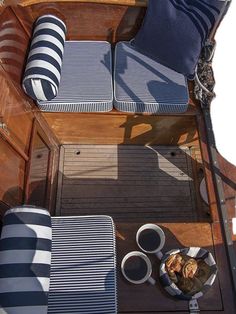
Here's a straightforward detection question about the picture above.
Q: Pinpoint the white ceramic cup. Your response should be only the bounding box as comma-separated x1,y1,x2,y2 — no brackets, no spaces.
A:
121,251,156,285
136,224,165,260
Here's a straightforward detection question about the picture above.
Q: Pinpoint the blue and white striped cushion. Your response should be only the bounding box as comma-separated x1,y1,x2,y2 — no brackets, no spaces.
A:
114,41,189,114
23,15,66,101
48,215,117,314
159,247,218,301
0,206,52,313
37,41,113,112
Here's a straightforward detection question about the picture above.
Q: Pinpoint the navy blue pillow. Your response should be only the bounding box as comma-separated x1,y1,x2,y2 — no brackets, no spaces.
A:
133,0,227,78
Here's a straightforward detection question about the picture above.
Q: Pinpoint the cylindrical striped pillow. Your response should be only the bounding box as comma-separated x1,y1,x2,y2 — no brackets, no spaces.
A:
0,206,52,314
23,15,67,101
159,247,218,301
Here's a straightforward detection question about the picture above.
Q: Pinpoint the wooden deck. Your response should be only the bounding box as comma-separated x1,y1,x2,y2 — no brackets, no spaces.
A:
55,145,235,313
57,144,209,221
18,138,235,314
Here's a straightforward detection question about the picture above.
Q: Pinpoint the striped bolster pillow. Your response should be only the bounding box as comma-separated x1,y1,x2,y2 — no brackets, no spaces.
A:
0,207,52,314
23,15,67,101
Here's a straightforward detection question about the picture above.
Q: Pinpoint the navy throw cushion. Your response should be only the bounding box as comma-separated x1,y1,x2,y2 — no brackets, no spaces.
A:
23,15,66,101
133,0,227,78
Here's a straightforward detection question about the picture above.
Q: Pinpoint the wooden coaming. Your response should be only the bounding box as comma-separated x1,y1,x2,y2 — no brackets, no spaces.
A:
24,120,60,213
218,154,236,221
19,0,148,6
0,139,25,211
0,7,30,85
0,65,33,156
10,2,146,43
0,6,60,215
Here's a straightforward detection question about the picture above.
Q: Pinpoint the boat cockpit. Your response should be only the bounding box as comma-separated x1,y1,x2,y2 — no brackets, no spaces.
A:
0,1,235,313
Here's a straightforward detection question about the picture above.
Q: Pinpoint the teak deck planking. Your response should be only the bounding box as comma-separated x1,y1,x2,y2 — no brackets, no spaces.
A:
57,144,208,222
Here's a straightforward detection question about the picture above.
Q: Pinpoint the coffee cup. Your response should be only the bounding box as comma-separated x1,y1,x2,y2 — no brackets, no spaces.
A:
121,251,156,285
136,224,165,259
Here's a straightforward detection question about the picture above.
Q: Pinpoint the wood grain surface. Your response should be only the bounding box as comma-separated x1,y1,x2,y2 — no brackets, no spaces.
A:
17,2,146,42
42,113,199,146
57,144,209,222
116,222,223,313
19,0,148,7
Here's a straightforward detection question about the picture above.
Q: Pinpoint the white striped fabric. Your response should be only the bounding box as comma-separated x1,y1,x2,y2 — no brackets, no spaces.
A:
114,41,189,114
0,206,52,314
37,41,113,112
22,15,66,101
48,215,117,314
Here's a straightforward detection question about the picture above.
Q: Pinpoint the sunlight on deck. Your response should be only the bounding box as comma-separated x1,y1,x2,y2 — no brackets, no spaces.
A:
58,144,197,221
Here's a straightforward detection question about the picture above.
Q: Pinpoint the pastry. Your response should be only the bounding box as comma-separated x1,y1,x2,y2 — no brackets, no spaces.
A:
166,254,184,273
182,258,198,279
165,253,211,296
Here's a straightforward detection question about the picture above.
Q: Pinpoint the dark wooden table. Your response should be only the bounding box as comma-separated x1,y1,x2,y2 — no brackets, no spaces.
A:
116,222,234,313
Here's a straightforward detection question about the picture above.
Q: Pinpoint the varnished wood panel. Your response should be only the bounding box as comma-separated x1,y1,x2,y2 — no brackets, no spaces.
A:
0,65,33,155
116,222,223,312
0,7,60,213
19,2,145,42
19,0,148,6
25,120,60,214
11,5,34,37
0,138,25,208
0,6,30,85
0,7,34,156
25,129,50,207
0,201,10,221
42,113,199,146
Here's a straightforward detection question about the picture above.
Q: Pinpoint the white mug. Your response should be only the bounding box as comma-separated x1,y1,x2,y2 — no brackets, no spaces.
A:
136,224,165,259
121,251,156,285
